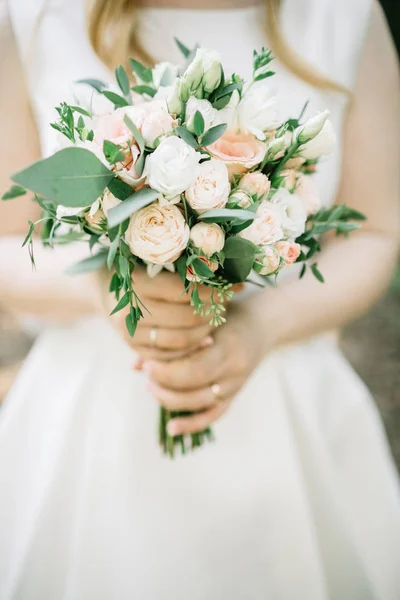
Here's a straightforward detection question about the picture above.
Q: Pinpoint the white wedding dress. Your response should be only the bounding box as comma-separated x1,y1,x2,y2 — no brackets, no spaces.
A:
1,1,400,598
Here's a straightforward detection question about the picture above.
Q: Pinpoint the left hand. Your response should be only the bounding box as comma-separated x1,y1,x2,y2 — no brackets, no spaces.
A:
144,301,267,436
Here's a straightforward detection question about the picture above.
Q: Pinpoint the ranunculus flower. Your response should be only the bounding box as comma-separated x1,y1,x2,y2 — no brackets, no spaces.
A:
271,188,307,239
295,174,321,215
238,172,271,200
185,97,218,134
182,48,222,94
254,245,281,275
239,201,283,246
101,189,122,217
186,256,219,282
185,158,230,213
190,222,225,256
125,202,189,265
237,82,279,140
228,189,253,208
298,119,336,160
207,132,266,179
275,240,301,265
144,137,201,200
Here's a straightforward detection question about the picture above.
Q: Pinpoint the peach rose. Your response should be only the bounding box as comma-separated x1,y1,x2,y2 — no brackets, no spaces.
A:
125,202,189,265
185,159,230,214
186,256,218,282
295,174,321,216
238,172,271,200
239,201,283,246
127,100,176,147
93,107,136,148
190,222,225,256
255,245,281,275
207,132,266,179
275,240,301,265
228,189,253,209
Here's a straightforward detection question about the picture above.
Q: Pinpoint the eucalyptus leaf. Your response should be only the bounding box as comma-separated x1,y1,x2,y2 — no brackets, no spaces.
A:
102,91,130,107
176,255,188,284
2,185,27,200
199,208,256,223
174,126,198,149
77,78,107,93
129,59,153,84
108,178,135,200
110,292,130,316
65,251,108,275
222,237,257,283
201,124,227,147
12,148,113,207
107,187,160,228
103,141,125,164
174,37,191,58
193,111,205,137
107,235,120,270
125,312,137,337
192,258,215,279
115,64,131,96
70,106,92,117
131,85,156,97
311,263,325,283
124,116,145,151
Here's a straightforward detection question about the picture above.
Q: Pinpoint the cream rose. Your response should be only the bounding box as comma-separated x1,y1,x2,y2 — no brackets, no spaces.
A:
228,189,253,209
275,240,301,265
144,137,201,200
125,202,189,265
208,132,266,179
238,172,271,200
186,257,219,282
295,174,321,215
190,222,225,256
239,201,283,246
102,189,122,217
237,82,279,140
254,246,281,275
185,158,230,214
271,188,307,239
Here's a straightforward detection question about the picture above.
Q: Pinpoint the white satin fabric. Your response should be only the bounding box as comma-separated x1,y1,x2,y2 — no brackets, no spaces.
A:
2,1,400,599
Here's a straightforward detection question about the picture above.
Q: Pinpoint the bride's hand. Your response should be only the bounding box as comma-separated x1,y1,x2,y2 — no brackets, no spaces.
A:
144,301,266,435
107,268,215,362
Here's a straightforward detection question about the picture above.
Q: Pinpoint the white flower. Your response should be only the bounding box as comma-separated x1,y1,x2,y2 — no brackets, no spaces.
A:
239,201,283,246
185,158,230,214
56,205,87,219
228,189,253,209
144,136,201,200
190,222,225,256
215,89,240,130
185,97,218,133
271,187,307,239
238,172,271,200
237,82,279,140
266,136,286,160
182,48,222,94
125,202,189,265
152,62,179,88
131,100,176,147
254,246,281,275
298,119,336,160
157,79,183,115
102,189,122,217
297,110,330,144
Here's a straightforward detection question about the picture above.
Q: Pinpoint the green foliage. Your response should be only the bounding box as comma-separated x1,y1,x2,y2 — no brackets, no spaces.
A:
201,124,227,147
77,78,107,93
107,178,135,200
107,187,160,228
2,185,27,200
129,58,153,84
115,64,131,97
102,91,130,107
222,237,258,283
253,47,275,81
199,208,256,223
131,85,156,97
193,111,205,137
65,251,108,275
174,126,198,149
174,37,191,59
103,141,125,165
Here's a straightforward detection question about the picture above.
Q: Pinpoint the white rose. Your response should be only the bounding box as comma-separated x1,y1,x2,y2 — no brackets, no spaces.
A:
145,136,201,200
297,110,329,144
152,62,179,88
190,222,225,256
271,187,307,239
238,172,271,200
237,82,279,140
182,48,222,94
185,97,218,133
102,189,122,217
298,119,336,160
228,189,253,209
185,158,230,214
239,201,283,246
125,202,189,265
254,246,281,275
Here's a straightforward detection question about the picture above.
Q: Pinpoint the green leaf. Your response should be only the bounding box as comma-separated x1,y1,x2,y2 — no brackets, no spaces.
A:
199,208,256,223
2,185,27,200
107,234,120,270
108,178,134,200
125,312,137,337
118,254,130,280
115,64,131,96
193,111,205,137
176,255,188,284
110,292,130,316
65,251,108,275
213,81,243,101
12,148,113,207
222,237,258,283
107,187,160,228
299,263,307,279
102,91,130,107
129,59,153,84
77,78,107,93
123,115,145,151
131,85,156,97
201,124,227,147
103,140,125,164
192,258,215,279
70,105,92,117
254,71,275,82
311,263,325,283
174,37,191,59
174,126,198,149
22,220,36,248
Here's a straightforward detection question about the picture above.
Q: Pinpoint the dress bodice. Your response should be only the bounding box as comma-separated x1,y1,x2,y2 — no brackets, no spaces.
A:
8,0,373,207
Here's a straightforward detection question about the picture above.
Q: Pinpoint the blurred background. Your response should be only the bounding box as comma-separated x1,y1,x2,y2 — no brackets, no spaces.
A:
0,0,399,468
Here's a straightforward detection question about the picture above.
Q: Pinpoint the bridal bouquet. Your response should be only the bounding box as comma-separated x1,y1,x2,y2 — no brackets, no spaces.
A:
2,41,364,456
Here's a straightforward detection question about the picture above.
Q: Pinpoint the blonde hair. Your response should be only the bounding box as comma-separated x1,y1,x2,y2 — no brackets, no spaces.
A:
87,0,347,94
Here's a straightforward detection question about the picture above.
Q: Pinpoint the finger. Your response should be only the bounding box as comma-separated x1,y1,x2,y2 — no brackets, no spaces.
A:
147,378,239,412
138,299,209,328
167,400,231,436
132,269,190,303
143,344,226,391
133,344,209,364
133,324,213,351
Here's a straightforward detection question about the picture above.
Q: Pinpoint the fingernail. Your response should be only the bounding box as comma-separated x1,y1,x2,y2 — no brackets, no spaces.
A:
142,361,155,375
133,357,144,371
167,421,179,437
200,336,214,348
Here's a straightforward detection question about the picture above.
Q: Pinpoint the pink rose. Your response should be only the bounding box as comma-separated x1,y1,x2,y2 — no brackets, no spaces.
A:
186,256,218,282
238,172,271,200
239,201,283,246
93,107,135,148
207,132,266,179
275,240,301,265
295,174,321,215
127,101,176,147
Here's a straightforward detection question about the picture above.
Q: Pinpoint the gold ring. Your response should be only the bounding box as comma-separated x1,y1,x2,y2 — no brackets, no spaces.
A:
211,383,222,401
149,327,158,348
